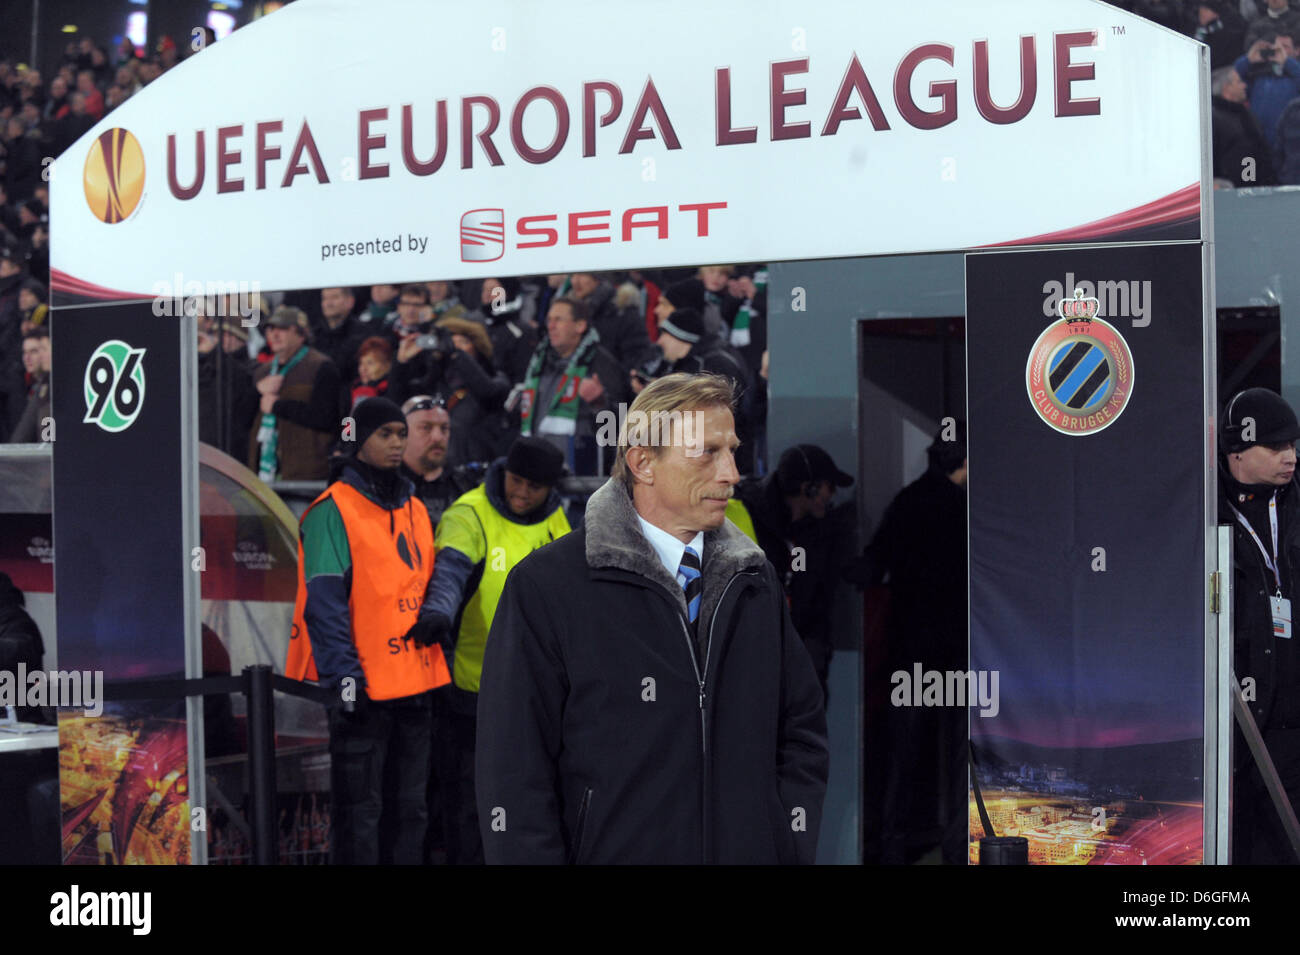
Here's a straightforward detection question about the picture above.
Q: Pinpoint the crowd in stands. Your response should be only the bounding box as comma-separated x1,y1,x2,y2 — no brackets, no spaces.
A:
195,269,769,480
1102,0,1300,185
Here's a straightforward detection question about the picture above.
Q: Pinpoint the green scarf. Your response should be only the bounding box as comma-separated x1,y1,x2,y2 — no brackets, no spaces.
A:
256,345,309,482
519,327,600,436
730,268,766,348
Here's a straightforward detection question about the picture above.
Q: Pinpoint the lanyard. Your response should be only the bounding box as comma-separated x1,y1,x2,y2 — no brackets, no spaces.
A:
1230,491,1283,594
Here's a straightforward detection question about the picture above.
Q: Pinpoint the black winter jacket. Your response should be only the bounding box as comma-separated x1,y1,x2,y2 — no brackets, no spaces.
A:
1221,464,1300,734
476,478,829,864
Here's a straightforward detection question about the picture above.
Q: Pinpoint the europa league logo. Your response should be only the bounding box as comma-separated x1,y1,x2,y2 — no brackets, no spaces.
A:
83,128,145,224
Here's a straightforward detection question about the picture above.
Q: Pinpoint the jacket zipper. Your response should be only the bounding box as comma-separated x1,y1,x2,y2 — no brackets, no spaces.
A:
670,570,757,864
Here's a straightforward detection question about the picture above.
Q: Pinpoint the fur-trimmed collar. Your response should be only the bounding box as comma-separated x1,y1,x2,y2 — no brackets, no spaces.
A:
584,478,768,628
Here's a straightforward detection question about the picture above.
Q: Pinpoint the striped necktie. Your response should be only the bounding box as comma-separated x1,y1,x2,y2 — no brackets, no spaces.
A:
678,545,702,624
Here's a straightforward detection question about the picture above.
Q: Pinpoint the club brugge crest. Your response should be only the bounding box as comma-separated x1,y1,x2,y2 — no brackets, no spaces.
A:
1026,289,1134,436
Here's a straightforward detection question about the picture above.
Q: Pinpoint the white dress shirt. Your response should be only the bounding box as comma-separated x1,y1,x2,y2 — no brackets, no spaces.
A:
636,513,705,590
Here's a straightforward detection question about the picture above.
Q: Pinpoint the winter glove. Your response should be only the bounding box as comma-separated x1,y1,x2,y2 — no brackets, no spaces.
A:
404,612,452,651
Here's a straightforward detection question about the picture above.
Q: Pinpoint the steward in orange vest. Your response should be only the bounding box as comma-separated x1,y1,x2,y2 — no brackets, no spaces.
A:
286,396,449,864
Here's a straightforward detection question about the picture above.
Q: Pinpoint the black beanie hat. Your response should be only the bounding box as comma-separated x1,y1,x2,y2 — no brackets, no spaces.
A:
352,396,406,454
663,278,706,313
658,307,705,344
1221,388,1300,454
506,436,566,486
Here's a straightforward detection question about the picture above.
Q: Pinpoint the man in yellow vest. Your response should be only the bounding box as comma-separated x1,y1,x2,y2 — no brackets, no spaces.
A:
410,435,571,863
286,396,451,864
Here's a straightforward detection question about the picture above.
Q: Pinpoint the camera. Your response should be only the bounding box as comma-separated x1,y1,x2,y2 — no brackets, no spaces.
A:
415,329,455,354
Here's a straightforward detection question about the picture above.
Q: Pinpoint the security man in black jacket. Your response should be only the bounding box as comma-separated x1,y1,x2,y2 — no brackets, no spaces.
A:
1220,387,1300,864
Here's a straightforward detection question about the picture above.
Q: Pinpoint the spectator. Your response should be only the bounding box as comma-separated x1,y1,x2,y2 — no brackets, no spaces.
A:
519,295,631,476
2,116,43,202
350,336,394,408
1274,95,1300,180
41,76,68,123
1197,2,1249,66
362,283,399,327
647,279,757,472
313,286,365,384
1237,32,1300,150
197,318,257,459
17,276,46,332
395,316,514,463
414,435,570,864
248,305,342,481
1245,0,1300,48
0,245,25,440
1212,65,1280,183
74,70,103,122
569,270,654,372
427,280,466,320
387,283,433,346
9,326,49,443
400,395,483,530
476,276,538,384
47,91,95,157
698,265,742,341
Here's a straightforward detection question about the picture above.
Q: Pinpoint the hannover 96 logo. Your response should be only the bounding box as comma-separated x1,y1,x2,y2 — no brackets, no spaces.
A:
84,340,146,432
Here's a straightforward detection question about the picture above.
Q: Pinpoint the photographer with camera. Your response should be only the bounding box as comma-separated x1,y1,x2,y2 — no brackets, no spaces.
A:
392,316,514,465
1233,29,1300,151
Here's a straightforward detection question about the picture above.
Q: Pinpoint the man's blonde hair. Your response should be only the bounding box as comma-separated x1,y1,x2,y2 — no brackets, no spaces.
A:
611,373,736,491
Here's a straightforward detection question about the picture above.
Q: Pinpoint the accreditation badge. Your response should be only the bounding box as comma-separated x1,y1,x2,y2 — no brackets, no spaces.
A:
1272,595,1292,639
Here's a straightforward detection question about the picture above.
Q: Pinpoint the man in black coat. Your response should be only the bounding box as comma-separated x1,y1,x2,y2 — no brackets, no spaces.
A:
569,271,654,373
734,444,855,702
845,421,967,865
1212,65,1279,184
1219,388,1300,864
476,372,829,864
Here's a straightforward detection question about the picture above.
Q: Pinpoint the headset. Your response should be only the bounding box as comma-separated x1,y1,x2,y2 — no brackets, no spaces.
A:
1222,391,1246,453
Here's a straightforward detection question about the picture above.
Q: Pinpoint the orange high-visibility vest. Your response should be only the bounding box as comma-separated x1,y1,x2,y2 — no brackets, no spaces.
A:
287,482,450,700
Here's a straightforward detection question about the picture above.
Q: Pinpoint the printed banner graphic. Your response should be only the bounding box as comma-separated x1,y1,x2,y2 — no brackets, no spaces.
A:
51,0,1203,299
966,244,1206,864
52,303,194,864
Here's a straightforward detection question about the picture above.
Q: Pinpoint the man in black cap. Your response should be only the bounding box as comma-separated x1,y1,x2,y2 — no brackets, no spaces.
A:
286,396,452,864
733,443,855,700
406,434,571,863
1219,387,1300,863
641,279,755,472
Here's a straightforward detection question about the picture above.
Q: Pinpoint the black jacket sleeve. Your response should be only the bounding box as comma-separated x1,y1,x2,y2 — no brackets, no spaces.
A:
475,564,569,864
773,572,831,864
272,360,342,434
449,350,511,409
